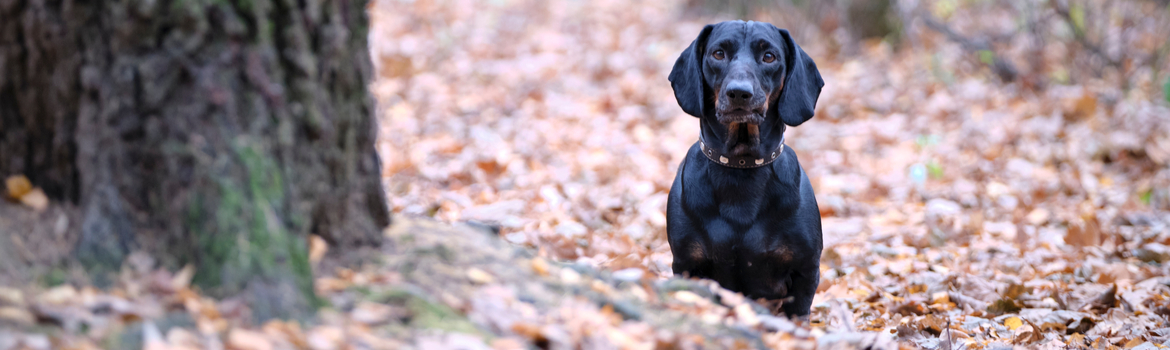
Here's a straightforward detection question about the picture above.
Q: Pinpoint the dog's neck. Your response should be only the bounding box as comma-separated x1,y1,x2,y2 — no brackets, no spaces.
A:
698,120,786,169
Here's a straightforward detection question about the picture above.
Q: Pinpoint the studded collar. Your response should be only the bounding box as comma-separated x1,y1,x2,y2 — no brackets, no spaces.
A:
698,135,785,169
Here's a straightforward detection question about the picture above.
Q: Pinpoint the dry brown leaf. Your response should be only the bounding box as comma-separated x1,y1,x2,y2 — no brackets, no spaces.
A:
734,303,760,327
38,285,78,305
228,329,273,350
171,265,195,291
19,188,49,212
351,301,399,325
491,337,528,350
1089,284,1118,313
1012,323,1041,345
893,301,927,316
306,326,344,350
467,267,495,284
930,292,949,305
673,291,702,304
5,175,32,200
0,306,35,325
0,287,25,306
717,288,746,307
261,320,308,349
921,314,947,335
530,257,550,276
510,321,545,342
1025,208,1050,225
1004,316,1023,331
1067,92,1098,120
165,328,201,348
1123,338,1147,349
308,235,328,265
1067,215,1103,247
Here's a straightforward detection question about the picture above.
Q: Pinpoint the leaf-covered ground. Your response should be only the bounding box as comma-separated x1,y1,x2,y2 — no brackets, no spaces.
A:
4,0,1170,349
369,0,1170,348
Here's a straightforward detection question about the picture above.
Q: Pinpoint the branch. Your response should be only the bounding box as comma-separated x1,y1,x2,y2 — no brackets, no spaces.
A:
1050,1,1122,68
918,12,1019,82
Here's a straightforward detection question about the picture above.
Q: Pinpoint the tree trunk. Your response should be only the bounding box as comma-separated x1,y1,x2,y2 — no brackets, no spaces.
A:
0,0,389,321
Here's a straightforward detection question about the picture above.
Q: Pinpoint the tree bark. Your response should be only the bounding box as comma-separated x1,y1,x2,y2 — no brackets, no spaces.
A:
0,0,389,321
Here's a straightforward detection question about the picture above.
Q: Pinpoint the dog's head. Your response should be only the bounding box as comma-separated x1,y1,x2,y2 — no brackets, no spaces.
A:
669,21,823,138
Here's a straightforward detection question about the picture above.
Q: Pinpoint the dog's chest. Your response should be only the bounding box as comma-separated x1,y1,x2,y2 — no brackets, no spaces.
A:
686,159,800,226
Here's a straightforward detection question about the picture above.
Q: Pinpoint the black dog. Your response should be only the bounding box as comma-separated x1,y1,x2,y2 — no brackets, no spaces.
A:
666,21,824,317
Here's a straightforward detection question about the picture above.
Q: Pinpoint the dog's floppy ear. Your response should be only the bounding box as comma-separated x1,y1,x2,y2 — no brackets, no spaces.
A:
669,25,714,118
775,28,824,126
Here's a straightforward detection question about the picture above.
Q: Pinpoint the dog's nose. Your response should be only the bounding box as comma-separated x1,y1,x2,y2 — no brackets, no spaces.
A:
725,81,753,103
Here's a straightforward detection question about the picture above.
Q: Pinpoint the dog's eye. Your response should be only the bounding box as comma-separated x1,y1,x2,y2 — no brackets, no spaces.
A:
762,52,776,63
712,50,725,60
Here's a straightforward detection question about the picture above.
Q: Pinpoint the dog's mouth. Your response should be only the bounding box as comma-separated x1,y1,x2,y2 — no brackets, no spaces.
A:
716,107,766,125
723,121,761,155
716,106,765,155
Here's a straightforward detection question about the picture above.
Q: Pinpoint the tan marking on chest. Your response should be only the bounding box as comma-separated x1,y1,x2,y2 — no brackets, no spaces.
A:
689,241,706,261
774,245,795,263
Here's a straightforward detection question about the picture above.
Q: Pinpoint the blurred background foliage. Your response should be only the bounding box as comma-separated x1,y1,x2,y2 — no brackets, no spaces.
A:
685,0,1170,98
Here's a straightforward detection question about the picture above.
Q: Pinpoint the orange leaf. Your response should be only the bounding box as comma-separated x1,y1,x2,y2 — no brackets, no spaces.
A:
5,175,32,200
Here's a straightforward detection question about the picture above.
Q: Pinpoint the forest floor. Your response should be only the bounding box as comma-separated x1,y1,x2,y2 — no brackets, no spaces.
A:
4,0,1170,349
367,0,1170,348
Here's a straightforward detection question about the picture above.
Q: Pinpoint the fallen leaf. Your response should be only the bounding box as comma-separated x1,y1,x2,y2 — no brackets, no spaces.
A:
1004,316,1023,331
306,326,343,350
734,303,760,327
0,287,25,306
530,257,550,276
987,298,1023,315
467,267,495,284
1025,208,1050,225
165,328,201,348
920,314,947,335
308,235,328,265
930,292,949,305
1088,284,1118,313
1067,92,1098,120
38,285,78,305
716,288,746,307
171,265,195,291
673,291,702,304
261,320,308,349
1012,323,1040,345
19,188,49,212
5,175,32,200
1067,216,1102,247
0,307,35,325
1123,338,1146,349
351,301,399,325
491,337,528,350
893,301,927,316
510,322,546,342
228,328,273,350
